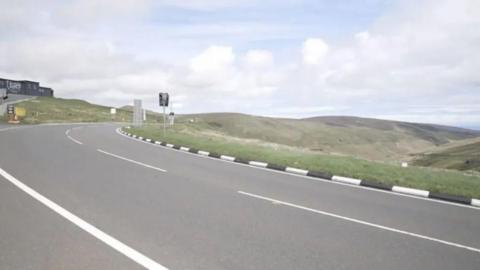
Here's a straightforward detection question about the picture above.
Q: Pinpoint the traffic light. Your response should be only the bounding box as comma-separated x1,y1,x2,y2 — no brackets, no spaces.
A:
159,92,169,107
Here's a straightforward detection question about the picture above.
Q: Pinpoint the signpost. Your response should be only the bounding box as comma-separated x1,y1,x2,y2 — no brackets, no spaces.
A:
7,104,19,123
110,108,116,121
159,92,169,136
7,104,14,115
133,100,143,126
15,107,26,117
0,89,7,115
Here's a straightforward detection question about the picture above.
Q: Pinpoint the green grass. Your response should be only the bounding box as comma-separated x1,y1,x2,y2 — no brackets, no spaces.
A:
125,124,480,199
174,113,480,163
414,141,480,171
5,96,162,124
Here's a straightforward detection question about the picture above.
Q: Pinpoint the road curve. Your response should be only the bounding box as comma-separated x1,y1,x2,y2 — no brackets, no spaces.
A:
0,124,479,269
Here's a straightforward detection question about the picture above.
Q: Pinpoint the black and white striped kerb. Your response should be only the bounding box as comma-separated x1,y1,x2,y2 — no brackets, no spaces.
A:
119,129,480,208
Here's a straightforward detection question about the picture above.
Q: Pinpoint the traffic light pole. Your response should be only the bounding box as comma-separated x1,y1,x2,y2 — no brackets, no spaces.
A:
163,106,166,137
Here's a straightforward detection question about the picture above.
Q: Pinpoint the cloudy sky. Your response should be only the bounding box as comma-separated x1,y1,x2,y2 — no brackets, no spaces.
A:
1,0,479,128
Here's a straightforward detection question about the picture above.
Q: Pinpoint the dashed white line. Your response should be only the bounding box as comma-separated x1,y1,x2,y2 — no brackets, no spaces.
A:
65,129,83,145
97,149,167,173
238,190,480,254
0,167,168,270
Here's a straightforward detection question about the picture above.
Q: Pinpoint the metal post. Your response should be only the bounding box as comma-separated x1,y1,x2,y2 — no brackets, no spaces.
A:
163,106,166,137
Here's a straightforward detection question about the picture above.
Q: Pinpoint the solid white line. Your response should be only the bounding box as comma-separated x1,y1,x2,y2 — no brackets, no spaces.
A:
65,129,83,145
392,186,429,198
115,128,480,210
97,149,167,173
286,167,308,176
0,167,168,270
238,191,480,254
332,175,361,185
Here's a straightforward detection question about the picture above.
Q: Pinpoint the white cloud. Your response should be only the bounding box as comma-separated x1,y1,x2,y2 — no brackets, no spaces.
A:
244,50,274,68
0,0,479,127
184,46,279,98
302,38,329,65
190,46,235,74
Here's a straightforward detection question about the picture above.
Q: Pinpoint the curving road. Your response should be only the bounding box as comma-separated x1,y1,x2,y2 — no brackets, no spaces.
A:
0,124,479,269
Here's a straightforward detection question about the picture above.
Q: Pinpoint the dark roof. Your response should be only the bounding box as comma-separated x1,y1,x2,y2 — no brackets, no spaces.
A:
20,80,39,83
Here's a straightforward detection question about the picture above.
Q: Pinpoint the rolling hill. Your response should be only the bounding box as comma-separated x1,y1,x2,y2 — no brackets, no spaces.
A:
413,138,480,171
176,113,480,162
5,97,479,165
5,96,163,123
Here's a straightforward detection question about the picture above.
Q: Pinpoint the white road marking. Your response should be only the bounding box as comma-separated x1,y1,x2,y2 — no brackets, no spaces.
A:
392,186,429,198
472,199,480,207
115,128,480,210
238,191,480,254
332,176,361,185
198,151,210,156
0,167,168,270
249,161,268,168
286,167,308,176
65,129,83,145
97,149,167,173
220,155,236,162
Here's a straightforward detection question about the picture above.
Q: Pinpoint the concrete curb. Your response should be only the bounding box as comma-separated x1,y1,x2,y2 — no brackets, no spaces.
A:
119,128,480,208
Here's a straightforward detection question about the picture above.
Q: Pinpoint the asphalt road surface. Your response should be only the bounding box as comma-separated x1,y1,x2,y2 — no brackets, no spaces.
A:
0,124,479,270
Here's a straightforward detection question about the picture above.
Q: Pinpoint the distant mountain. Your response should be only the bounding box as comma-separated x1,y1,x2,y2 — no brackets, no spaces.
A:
177,113,480,162
304,116,480,145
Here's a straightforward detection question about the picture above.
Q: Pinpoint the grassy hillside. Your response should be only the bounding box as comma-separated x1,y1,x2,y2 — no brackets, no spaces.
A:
5,96,163,124
414,139,480,171
5,97,480,171
126,124,480,198
175,113,480,162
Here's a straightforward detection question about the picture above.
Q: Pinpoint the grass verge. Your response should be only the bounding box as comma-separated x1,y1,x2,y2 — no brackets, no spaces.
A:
125,125,480,199
6,96,162,124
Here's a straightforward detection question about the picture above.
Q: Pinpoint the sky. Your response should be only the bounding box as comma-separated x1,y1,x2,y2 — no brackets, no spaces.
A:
1,0,479,129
